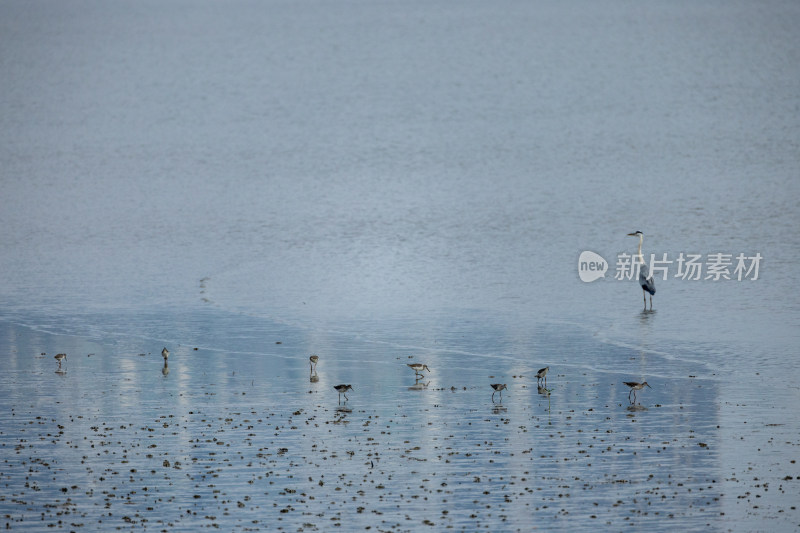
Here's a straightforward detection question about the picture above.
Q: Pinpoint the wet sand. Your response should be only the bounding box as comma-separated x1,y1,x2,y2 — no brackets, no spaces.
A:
0,316,798,532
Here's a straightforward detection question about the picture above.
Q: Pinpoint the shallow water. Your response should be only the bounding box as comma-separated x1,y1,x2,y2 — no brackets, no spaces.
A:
1,0,799,530
1,310,798,531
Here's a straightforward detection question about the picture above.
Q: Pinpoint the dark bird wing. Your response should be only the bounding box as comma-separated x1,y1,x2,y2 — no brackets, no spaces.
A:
639,262,656,295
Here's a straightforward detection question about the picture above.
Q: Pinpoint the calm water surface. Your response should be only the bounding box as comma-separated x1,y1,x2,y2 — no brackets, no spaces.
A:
1,0,799,531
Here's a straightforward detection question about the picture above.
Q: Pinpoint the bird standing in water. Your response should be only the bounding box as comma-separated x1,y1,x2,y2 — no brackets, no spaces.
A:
309,354,319,373
334,384,353,403
490,383,507,402
162,347,169,361
407,363,430,378
536,366,549,386
54,353,67,368
623,381,651,404
627,231,656,310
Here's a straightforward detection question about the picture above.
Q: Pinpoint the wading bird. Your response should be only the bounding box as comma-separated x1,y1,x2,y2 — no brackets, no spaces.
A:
628,231,656,310
54,353,67,367
334,384,353,403
536,366,549,386
309,354,319,373
162,347,169,360
623,381,651,404
490,383,507,402
407,363,430,378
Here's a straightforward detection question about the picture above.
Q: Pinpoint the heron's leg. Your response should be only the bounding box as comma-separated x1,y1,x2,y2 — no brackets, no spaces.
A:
650,295,653,310
643,289,647,308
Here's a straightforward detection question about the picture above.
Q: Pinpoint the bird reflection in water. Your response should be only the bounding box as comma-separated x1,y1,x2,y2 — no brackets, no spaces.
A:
408,377,429,391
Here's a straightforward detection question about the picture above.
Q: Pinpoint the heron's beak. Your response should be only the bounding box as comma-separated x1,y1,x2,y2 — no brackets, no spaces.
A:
627,232,637,236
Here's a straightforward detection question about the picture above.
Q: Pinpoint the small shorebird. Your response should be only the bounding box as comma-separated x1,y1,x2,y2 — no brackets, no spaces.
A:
334,384,353,403
162,347,169,361
536,366,549,386
490,383,507,402
623,381,651,404
407,363,430,377
54,353,67,367
309,355,319,373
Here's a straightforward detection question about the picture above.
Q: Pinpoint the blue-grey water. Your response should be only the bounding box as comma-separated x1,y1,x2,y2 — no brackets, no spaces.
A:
1,0,799,531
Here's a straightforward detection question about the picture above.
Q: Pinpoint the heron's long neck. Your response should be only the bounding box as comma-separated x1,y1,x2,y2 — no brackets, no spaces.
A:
636,235,644,263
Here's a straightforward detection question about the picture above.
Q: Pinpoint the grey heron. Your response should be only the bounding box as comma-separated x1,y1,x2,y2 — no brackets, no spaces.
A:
628,231,656,309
